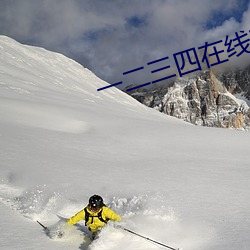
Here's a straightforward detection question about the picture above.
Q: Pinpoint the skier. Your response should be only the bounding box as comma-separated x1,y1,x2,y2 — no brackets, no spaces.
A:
66,194,122,239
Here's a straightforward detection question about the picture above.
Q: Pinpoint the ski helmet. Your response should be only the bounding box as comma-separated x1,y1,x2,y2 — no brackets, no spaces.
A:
89,195,104,210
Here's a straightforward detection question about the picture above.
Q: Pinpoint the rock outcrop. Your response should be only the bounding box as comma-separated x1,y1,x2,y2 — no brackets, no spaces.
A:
129,69,250,130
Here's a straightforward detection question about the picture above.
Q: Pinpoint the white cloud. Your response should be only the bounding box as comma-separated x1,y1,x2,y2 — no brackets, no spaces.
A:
0,0,249,86
202,18,240,43
241,3,250,31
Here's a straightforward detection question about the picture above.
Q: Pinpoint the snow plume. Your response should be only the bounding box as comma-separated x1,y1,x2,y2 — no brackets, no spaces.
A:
0,181,214,250
0,180,64,221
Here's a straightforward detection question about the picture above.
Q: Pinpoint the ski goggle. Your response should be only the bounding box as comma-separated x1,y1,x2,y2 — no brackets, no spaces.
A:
90,204,101,211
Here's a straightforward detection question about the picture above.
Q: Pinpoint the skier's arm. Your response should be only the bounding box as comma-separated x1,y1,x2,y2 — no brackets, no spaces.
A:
67,209,85,225
104,207,122,222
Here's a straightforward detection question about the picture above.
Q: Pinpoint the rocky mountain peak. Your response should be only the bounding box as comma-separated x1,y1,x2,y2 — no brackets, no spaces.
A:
129,68,250,130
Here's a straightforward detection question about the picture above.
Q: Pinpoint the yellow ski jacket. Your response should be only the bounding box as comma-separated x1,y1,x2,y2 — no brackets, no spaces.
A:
67,206,121,233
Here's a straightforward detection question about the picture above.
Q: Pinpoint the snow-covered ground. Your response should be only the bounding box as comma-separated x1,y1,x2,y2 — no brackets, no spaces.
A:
0,36,249,250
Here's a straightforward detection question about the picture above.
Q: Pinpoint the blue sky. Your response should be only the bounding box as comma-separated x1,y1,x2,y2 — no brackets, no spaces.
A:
205,0,249,29
0,0,249,89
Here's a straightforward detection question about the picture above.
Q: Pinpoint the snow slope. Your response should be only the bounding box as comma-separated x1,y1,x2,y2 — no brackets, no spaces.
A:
0,36,250,250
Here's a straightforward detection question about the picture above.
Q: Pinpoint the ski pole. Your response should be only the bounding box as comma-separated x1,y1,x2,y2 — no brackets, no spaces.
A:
37,220,48,231
122,227,180,250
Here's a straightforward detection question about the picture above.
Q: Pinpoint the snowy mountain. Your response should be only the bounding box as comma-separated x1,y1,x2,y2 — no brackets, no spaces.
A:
127,63,250,130
218,65,250,102
0,36,250,250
